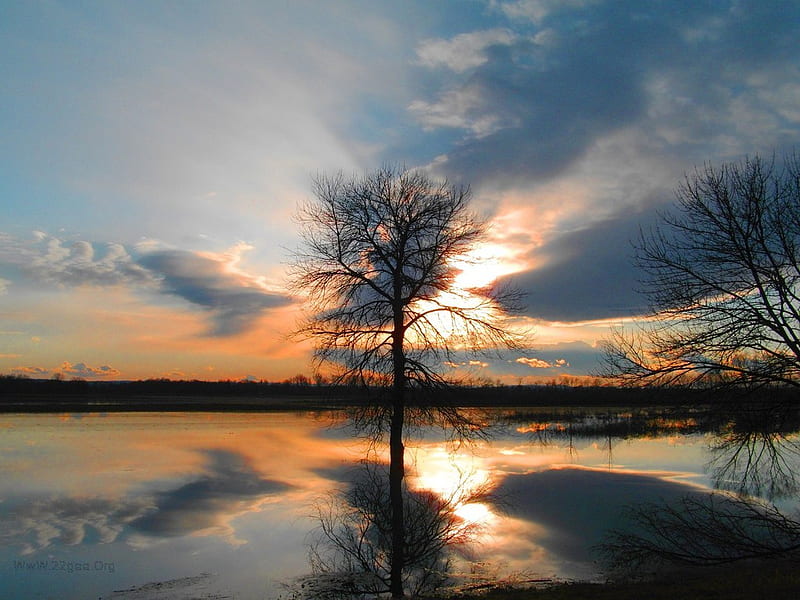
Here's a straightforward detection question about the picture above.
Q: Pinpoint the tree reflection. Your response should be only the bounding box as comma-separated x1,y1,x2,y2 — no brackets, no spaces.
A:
503,408,705,467
601,492,800,573
708,418,800,500
602,402,800,575
287,461,489,600
501,405,800,496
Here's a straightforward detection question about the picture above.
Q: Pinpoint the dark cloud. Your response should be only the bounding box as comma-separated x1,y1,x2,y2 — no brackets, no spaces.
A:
415,0,800,186
138,249,292,336
312,464,361,484
0,233,291,337
493,467,706,565
503,210,651,321
130,449,291,537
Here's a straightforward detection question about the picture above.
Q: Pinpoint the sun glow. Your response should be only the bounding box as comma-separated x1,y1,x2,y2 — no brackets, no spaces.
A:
408,290,503,345
454,501,494,525
402,237,531,347
449,241,529,292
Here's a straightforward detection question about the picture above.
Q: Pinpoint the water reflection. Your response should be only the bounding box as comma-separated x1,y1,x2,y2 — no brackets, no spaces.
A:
1,448,293,553
290,460,486,599
130,449,291,539
493,467,708,576
1,493,149,555
707,404,800,500
1,406,799,599
0,412,357,600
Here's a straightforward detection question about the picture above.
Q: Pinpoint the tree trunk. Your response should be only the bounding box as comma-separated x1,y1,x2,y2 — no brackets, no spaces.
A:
389,300,406,599
389,390,405,599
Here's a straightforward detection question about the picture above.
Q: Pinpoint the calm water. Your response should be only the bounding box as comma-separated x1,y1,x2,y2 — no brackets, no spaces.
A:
1,407,796,599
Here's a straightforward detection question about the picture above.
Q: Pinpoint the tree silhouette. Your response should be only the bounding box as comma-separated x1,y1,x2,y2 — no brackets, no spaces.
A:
291,166,521,598
603,153,800,390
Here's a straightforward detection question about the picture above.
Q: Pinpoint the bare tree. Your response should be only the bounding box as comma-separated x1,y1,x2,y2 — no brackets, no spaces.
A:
290,166,522,598
602,153,800,390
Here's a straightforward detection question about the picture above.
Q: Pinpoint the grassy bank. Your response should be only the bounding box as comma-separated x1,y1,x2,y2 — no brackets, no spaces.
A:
455,563,800,600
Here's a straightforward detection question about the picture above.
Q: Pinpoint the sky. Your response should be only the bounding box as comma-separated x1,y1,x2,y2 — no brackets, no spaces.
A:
2,0,799,383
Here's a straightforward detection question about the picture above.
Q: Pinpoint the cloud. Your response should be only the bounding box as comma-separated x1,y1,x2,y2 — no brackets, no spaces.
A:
502,210,650,321
1,3,375,253
444,359,489,369
438,342,600,378
416,28,517,73
403,0,800,340
516,357,558,369
57,362,120,379
526,342,600,374
498,0,590,24
137,244,293,337
0,233,293,337
0,232,152,288
414,1,800,187
10,366,49,377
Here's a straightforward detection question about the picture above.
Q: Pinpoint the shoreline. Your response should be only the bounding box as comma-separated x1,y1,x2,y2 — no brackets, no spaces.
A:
458,561,800,600
0,394,704,414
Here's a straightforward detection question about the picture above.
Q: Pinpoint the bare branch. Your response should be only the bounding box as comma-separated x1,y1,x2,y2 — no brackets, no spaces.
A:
602,152,800,391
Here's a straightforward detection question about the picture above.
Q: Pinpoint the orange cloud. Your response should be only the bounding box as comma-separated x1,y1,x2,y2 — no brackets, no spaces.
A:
56,361,121,379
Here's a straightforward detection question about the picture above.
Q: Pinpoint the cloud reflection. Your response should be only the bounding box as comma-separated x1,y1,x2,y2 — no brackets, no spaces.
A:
131,449,291,538
493,467,706,568
0,449,291,555
0,496,150,556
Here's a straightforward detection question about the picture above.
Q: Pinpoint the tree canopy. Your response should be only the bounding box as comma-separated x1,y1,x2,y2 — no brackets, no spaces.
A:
603,152,800,390
291,166,521,393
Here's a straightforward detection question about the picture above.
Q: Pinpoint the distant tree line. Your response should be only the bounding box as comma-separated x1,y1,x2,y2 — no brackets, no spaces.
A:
0,374,358,399
4,372,786,412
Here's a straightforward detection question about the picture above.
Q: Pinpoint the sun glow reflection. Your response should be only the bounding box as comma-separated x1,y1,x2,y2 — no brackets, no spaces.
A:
411,447,497,528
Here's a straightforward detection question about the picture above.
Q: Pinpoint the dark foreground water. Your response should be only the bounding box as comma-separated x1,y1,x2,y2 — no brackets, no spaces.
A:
1,406,797,599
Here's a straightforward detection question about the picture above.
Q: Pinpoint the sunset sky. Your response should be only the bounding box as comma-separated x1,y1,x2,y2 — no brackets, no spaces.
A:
2,1,799,382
